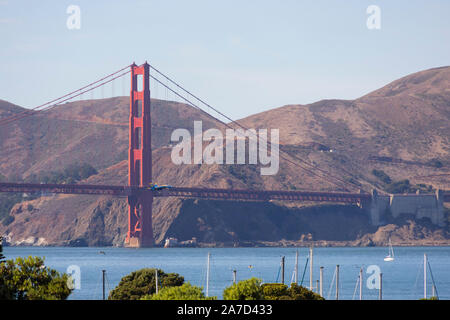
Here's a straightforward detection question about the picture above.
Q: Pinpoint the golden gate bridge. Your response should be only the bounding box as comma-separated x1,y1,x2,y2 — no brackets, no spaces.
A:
0,62,448,247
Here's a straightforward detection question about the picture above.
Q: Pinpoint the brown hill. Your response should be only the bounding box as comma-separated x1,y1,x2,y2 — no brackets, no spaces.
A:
237,66,450,190
0,66,449,246
0,97,223,179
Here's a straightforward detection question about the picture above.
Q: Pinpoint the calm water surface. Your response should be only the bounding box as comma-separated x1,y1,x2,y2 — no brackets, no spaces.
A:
4,246,450,300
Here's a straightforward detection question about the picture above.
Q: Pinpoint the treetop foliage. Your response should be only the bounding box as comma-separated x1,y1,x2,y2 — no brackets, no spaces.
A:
108,268,184,300
143,282,215,300
0,256,72,300
222,278,265,300
223,278,324,300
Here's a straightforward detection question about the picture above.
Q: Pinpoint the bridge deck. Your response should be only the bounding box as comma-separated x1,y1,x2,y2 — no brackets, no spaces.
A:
0,182,372,203
0,182,448,203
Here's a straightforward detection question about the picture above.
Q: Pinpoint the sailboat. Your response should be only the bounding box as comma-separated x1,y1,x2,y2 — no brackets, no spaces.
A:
384,238,395,262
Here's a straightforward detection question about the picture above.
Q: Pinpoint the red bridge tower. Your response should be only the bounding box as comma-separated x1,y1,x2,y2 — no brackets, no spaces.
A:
125,62,154,247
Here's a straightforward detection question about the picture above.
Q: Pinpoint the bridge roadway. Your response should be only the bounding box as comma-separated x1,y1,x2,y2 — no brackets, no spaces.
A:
0,182,374,203
1,182,449,203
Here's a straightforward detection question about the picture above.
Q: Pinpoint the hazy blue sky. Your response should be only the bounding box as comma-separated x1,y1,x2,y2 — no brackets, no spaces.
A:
1,0,449,120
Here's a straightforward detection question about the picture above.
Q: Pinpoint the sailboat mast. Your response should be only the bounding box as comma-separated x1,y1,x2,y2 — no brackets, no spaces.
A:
319,266,324,297
309,246,313,291
390,239,394,258
206,252,211,297
102,269,106,300
335,265,340,300
359,267,363,300
424,253,427,299
379,272,383,300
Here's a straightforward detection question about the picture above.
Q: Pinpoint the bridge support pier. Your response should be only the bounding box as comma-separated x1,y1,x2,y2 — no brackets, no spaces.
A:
125,62,154,248
125,195,154,248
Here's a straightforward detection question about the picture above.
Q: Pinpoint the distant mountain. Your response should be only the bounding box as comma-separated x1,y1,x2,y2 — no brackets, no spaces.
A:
0,66,449,246
237,66,450,189
0,97,223,179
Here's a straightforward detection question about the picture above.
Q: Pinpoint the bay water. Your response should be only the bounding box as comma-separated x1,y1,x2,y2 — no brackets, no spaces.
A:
3,246,450,300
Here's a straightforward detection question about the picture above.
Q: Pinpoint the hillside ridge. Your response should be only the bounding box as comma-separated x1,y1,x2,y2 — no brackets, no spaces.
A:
1,66,449,246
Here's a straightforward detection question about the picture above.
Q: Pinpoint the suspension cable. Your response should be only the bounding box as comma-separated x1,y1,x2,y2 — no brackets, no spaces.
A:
150,74,353,191
0,64,131,126
0,62,365,191
149,65,364,191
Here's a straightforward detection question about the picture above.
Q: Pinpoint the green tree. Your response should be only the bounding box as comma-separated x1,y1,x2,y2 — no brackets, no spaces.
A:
143,283,216,300
36,163,98,185
385,179,412,194
0,237,11,299
420,296,439,300
288,283,324,300
108,268,184,300
371,169,392,184
223,278,264,300
428,159,443,169
78,163,98,180
0,256,72,300
261,283,290,300
261,283,324,300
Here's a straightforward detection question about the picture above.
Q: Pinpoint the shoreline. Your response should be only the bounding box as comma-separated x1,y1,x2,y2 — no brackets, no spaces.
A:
3,239,450,248
196,240,450,248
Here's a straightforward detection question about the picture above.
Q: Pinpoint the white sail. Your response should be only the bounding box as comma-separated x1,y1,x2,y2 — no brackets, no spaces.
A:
384,239,394,262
